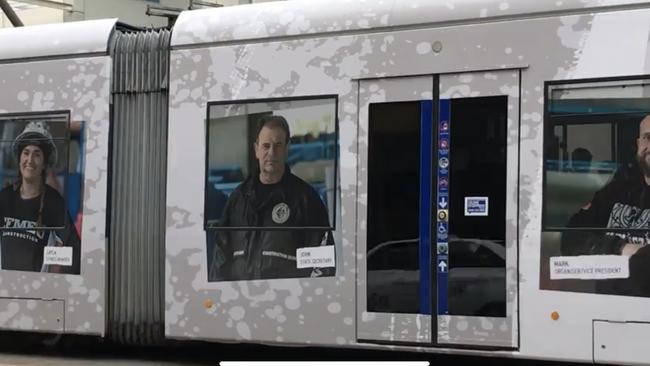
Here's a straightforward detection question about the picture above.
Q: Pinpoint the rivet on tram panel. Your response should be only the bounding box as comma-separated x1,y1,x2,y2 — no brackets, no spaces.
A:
204,299,214,309
550,311,559,321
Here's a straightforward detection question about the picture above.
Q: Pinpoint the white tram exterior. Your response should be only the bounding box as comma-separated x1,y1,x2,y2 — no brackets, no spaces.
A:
1,0,650,364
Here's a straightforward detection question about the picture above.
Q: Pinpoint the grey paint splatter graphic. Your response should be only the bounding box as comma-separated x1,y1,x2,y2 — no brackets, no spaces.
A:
165,9,599,347
165,2,650,362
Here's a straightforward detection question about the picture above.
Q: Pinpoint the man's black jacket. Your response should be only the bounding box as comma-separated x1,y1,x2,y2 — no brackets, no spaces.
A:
208,168,334,281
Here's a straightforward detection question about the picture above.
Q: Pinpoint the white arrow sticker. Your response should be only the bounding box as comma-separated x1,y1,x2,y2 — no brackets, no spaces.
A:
438,260,447,272
439,197,448,208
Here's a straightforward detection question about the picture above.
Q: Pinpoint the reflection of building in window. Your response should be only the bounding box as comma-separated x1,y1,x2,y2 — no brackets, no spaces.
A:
0,117,81,274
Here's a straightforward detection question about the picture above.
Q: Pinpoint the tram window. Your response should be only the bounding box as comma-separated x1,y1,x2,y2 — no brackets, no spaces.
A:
541,77,650,297
366,101,421,314
0,112,82,275
205,97,338,281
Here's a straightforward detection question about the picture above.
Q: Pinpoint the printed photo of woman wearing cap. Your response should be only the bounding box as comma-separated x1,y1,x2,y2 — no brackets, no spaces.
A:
0,121,81,274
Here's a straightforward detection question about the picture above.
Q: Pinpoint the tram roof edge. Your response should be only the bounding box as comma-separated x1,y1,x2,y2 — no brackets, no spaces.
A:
171,0,650,48
0,18,118,61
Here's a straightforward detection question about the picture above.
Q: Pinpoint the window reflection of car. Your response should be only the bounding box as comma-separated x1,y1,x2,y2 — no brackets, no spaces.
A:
447,238,505,317
367,237,506,317
367,239,420,314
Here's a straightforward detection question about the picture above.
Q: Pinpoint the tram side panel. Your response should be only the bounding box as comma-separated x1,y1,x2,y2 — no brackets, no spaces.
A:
164,3,650,365
166,2,548,344
0,55,111,335
164,2,534,352
165,2,526,348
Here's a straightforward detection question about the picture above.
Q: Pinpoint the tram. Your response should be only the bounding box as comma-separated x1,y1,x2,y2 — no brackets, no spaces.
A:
1,1,650,364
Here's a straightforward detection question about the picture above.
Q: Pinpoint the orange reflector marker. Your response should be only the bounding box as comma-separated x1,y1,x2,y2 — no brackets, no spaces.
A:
551,311,560,321
204,299,214,309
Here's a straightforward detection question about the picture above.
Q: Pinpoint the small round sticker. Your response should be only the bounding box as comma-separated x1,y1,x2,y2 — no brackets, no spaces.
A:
272,203,290,224
439,157,449,169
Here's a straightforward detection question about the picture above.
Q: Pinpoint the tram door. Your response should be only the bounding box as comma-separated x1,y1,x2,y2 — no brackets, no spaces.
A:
358,76,434,343
357,70,518,348
436,71,519,348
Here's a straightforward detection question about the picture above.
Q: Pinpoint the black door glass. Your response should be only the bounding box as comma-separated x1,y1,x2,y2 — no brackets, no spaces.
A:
366,101,421,314
447,96,507,317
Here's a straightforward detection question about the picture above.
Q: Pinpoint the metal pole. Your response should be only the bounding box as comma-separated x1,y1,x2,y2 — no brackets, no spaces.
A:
190,0,223,9
11,0,72,11
145,4,182,27
0,0,24,27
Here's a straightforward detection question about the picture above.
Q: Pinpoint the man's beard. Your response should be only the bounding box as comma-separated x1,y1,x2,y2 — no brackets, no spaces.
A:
637,152,650,177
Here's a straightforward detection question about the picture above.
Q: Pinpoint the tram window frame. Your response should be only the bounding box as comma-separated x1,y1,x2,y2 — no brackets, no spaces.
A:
204,96,339,282
542,76,650,233
0,110,83,275
203,95,339,231
0,111,72,231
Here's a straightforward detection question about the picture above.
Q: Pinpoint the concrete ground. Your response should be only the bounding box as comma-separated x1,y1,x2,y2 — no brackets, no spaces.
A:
0,353,201,366
0,332,582,366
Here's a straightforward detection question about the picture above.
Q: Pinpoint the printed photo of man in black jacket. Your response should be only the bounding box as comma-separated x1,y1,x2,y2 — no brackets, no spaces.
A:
208,115,334,281
561,114,650,296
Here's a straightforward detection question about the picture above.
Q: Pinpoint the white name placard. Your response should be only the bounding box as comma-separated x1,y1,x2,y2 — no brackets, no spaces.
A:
296,246,335,269
43,246,73,266
550,255,629,280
